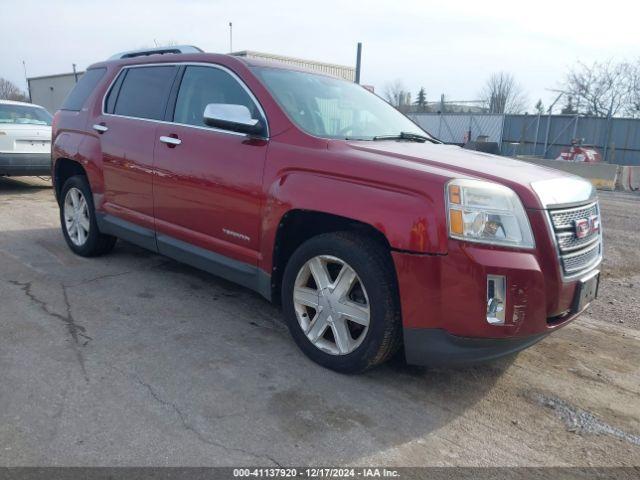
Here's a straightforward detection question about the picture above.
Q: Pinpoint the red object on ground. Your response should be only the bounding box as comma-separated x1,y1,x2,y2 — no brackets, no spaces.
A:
556,139,602,162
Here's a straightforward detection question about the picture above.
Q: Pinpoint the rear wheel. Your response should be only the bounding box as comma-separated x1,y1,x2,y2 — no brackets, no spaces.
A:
282,232,402,373
60,175,116,256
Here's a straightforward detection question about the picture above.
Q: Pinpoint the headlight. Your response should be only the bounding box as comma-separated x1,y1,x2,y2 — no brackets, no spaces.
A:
446,179,535,248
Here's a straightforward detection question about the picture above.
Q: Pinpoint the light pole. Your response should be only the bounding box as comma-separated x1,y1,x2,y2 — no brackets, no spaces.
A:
229,22,233,53
22,60,31,102
355,42,362,84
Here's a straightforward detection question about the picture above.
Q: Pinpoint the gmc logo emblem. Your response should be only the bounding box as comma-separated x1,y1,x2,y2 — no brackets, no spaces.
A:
575,215,600,239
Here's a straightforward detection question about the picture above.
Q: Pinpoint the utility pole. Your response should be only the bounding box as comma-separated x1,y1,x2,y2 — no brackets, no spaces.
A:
229,22,233,53
22,60,31,102
72,64,78,83
355,42,362,84
543,91,564,158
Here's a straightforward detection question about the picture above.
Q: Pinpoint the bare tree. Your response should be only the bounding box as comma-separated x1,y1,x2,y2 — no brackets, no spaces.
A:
624,60,640,118
0,78,29,102
563,60,631,117
383,79,408,107
480,72,527,114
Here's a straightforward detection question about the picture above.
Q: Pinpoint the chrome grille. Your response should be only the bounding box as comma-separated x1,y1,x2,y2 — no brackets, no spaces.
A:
556,231,599,252
548,201,602,277
550,203,598,230
562,241,601,274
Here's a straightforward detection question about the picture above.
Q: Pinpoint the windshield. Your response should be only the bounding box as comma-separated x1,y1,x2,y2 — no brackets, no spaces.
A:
0,104,53,126
253,67,431,140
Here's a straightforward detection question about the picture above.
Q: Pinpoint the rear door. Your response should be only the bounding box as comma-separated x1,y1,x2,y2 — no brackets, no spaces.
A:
153,64,268,268
96,65,178,239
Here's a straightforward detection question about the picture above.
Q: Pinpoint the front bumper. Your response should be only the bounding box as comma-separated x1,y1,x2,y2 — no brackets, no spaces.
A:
403,328,548,367
0,152,52,176
393,233,598,366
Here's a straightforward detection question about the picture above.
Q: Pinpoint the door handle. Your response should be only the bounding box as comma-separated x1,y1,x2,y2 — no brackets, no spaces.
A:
159,136,181,147
93,124,108,133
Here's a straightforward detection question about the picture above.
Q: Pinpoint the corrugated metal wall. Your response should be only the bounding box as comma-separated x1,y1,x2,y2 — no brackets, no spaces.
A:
410,113,504,144
410,113,640,166
502,115,640,165
28,73,82,114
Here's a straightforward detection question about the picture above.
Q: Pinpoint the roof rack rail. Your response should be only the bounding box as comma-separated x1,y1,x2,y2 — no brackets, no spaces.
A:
108,45,203,60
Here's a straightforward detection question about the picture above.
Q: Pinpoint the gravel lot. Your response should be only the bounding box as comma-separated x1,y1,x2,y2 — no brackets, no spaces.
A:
0,176,638,467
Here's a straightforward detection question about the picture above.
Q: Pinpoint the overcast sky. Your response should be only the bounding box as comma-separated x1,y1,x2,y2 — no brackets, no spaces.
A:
1,0,638,110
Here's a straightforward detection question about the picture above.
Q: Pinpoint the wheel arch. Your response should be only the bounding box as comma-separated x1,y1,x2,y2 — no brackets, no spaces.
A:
260,170,448,302
269,209,394,305
53,158,87,202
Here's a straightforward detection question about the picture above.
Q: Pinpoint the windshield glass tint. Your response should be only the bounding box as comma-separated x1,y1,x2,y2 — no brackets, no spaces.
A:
0,104,52,125
253,67,429,140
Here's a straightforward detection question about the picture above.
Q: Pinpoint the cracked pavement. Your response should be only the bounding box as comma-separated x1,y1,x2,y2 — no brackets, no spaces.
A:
0,176,639,467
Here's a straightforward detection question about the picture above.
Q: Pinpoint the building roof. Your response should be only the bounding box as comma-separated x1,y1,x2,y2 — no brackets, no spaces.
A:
27,49,355,84
231,50,354,71
28,71,84,81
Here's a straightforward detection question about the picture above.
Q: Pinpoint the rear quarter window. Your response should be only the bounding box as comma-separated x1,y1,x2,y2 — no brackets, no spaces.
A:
60,68,107,111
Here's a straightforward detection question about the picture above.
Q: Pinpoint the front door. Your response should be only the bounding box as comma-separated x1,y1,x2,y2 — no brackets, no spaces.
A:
153,65,268,272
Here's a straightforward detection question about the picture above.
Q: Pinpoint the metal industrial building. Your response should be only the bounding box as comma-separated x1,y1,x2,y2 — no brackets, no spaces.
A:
27,50,355,113
28,71,84,114
230,50,355,81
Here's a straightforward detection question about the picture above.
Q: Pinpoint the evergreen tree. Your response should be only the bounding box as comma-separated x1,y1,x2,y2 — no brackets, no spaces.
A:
415,87,427,112
561,95,578,114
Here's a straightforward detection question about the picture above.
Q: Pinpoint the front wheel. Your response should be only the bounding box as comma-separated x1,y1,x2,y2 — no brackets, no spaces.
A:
60,175,116,257
281,232,402,373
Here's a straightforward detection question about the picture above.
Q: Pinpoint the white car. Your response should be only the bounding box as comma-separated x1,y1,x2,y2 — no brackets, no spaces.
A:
0,99,52,176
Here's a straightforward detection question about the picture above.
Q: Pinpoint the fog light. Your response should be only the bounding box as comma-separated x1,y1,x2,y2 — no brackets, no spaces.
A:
487,275,506,325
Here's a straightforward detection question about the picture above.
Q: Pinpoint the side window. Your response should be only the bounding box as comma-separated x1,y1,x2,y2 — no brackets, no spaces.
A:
61,68,106,111
113,66,177,120
104,70,126,114
173,66,261,128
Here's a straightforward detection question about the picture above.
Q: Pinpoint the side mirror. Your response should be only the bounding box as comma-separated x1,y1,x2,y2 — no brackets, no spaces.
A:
203,104,264,135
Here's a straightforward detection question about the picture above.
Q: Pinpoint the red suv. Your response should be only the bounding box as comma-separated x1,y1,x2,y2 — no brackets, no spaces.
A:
52,46,602,373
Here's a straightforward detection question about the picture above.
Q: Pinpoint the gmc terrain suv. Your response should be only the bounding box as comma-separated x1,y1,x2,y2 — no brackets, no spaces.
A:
52,46,602,373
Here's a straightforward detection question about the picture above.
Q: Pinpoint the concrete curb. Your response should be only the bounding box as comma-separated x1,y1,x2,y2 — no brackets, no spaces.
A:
516,156,639,192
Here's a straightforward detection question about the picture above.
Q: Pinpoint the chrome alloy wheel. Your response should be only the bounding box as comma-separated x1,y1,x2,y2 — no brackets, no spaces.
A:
63,187,90,246
293,255,370,355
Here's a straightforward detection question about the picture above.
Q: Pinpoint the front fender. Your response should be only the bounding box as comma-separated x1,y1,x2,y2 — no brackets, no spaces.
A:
260,171,448,270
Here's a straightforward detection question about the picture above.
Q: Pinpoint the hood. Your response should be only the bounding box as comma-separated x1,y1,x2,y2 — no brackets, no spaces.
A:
343,140,592,209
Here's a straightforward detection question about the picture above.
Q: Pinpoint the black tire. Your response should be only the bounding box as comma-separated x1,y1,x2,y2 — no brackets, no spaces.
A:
59,175,116,257
281,231,402,373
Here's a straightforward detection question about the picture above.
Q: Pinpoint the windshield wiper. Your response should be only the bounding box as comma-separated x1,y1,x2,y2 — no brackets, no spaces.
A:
372,132,439,143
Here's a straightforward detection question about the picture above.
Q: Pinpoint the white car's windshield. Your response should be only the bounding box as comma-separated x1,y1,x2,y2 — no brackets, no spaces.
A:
0,104,52,125
253,67,433,141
